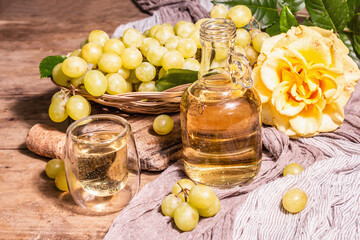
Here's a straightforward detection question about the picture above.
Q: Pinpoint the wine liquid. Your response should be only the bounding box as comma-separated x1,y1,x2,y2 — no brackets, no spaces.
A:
181,82,262,188
74,132,128,196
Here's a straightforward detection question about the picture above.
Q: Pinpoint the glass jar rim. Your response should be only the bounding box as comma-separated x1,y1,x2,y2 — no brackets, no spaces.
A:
66,114,130,145
200,18,236,42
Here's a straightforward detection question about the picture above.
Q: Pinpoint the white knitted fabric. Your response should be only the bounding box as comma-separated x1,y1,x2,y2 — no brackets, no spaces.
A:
233,137,360,240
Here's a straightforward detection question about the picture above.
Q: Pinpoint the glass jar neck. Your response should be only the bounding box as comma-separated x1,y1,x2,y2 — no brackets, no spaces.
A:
198,19,236,82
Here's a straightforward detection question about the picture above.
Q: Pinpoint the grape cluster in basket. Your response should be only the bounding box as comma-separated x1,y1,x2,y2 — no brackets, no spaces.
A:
161,179,221,232
48,4,269,123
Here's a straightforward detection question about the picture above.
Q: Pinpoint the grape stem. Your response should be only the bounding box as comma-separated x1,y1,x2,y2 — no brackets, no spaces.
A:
177,183,191,202
249,17,261,31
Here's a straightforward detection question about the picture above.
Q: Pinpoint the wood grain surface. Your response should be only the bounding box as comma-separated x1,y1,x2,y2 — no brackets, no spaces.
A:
0,1,167,239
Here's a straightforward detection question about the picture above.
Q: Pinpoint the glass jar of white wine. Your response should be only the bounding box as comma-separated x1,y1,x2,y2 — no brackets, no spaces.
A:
180,18,262,188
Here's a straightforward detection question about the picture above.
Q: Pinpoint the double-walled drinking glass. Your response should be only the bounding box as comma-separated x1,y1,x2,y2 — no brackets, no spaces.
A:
64,114,140,213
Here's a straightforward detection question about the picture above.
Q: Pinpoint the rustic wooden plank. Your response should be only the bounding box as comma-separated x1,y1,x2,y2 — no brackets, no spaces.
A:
0,0,149,95
0,150,159,239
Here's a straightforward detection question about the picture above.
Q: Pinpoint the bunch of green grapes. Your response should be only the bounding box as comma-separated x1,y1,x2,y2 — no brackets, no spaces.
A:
210,4,270,66
161,179,221,232
45,159,68,191
49,4,266,123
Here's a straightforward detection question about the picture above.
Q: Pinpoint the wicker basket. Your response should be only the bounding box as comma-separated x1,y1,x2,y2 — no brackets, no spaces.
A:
56,82,190,114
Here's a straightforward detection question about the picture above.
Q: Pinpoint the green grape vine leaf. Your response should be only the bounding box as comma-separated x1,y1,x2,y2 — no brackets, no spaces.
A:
212,0,279,28
156,69,198,92
277,0,305,13
347,0,360,20
279,5,299,32
266,20,281,36
348,13,360,56
304,0,349,32
39,55,67,78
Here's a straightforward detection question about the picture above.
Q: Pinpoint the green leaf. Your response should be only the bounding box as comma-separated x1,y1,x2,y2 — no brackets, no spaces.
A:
279,5,299,32
347,0,360,20
155,69,198,92
338,32,360,67
212,0,279,28
277,0,305,13
39,55,66,78
301,17,314,26
348,13,360,56
305,0,349,32
266,21,281,36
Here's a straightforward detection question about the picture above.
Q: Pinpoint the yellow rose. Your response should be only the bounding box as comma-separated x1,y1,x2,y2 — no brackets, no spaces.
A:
253,25,360,138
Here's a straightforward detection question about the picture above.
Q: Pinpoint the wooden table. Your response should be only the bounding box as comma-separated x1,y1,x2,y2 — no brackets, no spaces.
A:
0,1,161,238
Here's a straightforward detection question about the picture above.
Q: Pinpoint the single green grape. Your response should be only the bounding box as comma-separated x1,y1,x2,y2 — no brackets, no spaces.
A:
61,56,87,78
173,202,199,232
117,66,131,80
149,25,161,38
84,70,107,96
140,37,160,56
48,100,68,122
165,36,181,50
122,28,143,48
121,47,143,69
138,81,156,92
103,38,125,56
55,170,69,191
127,70,141,84
146,45,168,67
198,196,221,217
194,18,210,29
52,63,71,87
154,24,175,45
188,184,216,209
153,114,174,135
161,194,183,217
106,73,128,95
81,42,103,64
70,74,85,88
249,28,261,40
88,30,109,46
162,50,184,71
174,21,196,38
244,46,259,66
210,4,229,18
228,5,252,28
51,91,69,104
252,32,270,53
98,52,122,73
143,29,150,37
282,188,308,213
189,28,201,49
70,49,81,57
176,38,197,59
172,179,196,202
235,28,251,48
283,163,304,176
65,95,91,120
183,58,200,71
45,159,65,179
135,62,156,82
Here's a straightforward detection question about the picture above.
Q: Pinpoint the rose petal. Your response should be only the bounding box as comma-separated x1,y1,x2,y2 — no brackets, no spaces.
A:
252,66,272,103
318,101,344,132
289,104,323,136
261,51,292,91
319,74,338,100
261,33,285,54
288,36,332,67
271,81,290,106
262,102,274,126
